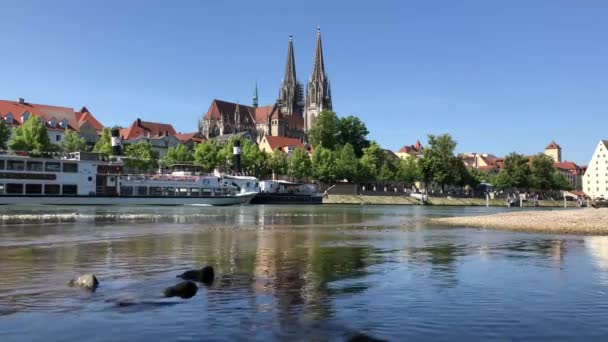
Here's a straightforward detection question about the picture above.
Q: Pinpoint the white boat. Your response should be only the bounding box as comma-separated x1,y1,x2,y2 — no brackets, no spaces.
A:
0,152,258,206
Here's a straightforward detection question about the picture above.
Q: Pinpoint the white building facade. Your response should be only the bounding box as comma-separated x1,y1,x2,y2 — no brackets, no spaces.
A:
583,140,608,199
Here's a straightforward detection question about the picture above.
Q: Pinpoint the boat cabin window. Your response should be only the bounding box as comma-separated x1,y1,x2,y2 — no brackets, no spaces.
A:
0,160,4,170
44,184,60,195
190,188,200,197
6,183,24,194
45,162,61,172
62,185,78,195
63,163,78,173
150,187,162,196
121,186,133,196
136,186,148,196
26,161,43,172
178,188,188,196
203,179,210,185
165,187,175,196
25,184,42,194
6,160,25,171
201,188,212,196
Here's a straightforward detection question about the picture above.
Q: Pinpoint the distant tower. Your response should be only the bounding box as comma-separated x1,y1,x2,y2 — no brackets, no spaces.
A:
544,141,562,163
278,35,304,117
253,82,259,108
305,26,332,132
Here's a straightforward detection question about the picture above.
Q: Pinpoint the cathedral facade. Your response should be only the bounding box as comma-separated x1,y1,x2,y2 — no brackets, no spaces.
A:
200,28,332,143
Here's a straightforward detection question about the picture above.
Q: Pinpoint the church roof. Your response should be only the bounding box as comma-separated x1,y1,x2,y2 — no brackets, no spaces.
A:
203,99,257,125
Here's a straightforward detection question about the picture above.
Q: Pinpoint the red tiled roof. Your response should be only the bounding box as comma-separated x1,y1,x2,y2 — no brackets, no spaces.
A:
203,99,256,126
554,161,578,171
397,141,424,154
175,132,205,143
120,118,178,140
284,115,304,129
254,105,275,123
263,136,304,151
545,141,561,149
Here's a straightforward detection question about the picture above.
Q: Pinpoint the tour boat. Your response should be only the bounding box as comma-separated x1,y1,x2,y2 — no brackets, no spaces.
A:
0,151,258,206
250,180,323,204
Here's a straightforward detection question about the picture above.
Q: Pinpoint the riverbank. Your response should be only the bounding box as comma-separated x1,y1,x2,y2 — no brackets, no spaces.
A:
323,195,578,207
430,208,608,234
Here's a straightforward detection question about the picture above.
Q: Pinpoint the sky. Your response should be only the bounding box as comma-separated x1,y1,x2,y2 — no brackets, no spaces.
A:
1,0,607,164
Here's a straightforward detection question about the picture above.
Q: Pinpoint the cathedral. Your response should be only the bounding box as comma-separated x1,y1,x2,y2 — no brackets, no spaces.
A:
199,27,332,143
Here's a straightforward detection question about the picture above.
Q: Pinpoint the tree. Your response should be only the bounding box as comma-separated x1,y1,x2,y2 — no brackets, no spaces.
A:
358,141,384,181
124,141,157,172
0,120,11,149
336,143,359,181
93,128,113,156
193,140,219,172
419,134,460,192
308,110,341,150
378,161,397,182
498,152,531,190
530,153,555,193
289,147,312,180
397,155,422,186
59,129,87,152
241,139,266,176
552,172,573,191
339,115,369,157
161,144,193,167
268,148,288,178
9,115,53,153
311,146,337,183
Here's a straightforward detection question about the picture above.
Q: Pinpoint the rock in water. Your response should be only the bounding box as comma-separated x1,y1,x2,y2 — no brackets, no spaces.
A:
347,333,387,342
164,281,198,299
68,274,99,291
177,266,214,285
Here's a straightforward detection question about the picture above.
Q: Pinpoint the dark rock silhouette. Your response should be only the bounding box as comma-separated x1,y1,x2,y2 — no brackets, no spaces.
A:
347,333,387,342
177,266,215,285
163,281,198,299
67,274,99,291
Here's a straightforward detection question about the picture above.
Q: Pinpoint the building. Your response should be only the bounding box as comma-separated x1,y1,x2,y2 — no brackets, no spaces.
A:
544,141,562,163
583,140,608,199
0,98,104,147
258,135,306,155
554,161,584,191
174,132,205,149
461,153,503,174
200,28,331,143
395,140,424,159
119,118,181,157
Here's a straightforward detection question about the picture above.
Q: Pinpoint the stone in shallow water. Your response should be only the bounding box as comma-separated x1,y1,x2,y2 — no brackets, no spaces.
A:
163,281,198,299
68,274,99,291
176,266,215,285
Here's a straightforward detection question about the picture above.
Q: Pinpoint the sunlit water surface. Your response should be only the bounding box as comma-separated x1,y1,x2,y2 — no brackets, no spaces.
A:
1,205,607,341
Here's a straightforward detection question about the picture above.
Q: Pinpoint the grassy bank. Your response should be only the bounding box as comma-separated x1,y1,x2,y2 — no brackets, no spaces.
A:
323,195,578,207
429,208,608,235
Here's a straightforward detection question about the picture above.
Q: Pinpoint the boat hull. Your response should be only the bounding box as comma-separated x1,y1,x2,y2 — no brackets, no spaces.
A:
0,193,256,206
250,193,323,205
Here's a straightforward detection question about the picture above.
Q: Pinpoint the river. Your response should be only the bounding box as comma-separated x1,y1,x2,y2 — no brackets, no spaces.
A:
1,205,607,341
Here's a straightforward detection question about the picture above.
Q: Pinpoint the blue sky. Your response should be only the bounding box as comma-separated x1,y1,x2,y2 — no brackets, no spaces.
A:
1,0,607,164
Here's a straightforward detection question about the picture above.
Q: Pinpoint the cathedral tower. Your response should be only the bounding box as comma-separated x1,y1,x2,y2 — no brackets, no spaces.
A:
278,35,304,117
305,26,332,132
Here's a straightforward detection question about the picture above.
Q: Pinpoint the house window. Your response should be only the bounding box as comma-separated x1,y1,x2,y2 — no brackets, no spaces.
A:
39,117,45,125
50,118,57,128
21,112,30,123
5,113,13,124
56,135,61,142
60,120,68,129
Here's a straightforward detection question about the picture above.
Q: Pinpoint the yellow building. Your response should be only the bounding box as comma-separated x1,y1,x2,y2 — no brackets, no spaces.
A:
544,141,562,163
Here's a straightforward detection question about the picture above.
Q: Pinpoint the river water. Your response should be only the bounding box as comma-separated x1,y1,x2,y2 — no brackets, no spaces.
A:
1,205,607,341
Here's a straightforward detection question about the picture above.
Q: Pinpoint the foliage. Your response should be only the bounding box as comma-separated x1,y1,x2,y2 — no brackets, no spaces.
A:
268,148,288,177
8,115,53,153
241,139,267,176
161,144,193,167
496,152,531,189
308,110,341,150
311,146,337,183
193,140,219,172
419,134,462,191
338,116,369,157
336,143,359,181
93,128,113,156
552,172,573,191
357,141,384,181
289,147,312,180
59,129,87,153
378,161,397,182
124,141,157,171
0,120,11,149
530,153,555,192
397,155,422,186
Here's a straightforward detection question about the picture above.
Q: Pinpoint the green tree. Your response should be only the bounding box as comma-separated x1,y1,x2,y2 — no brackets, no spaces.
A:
498,152,531,189
241,139,266,176
193,140,219,172
552,171,573,191
59,129,87,152
397,155,422,186
311,146,337,183
0,120,11,149
9,115,53,153
124,141,157,171
336,143,359,181
357,141,385,181
530,153,555,193
419,134,460,192
161,144,193,167
289,147,312,180
339,115,369,157
378,161,397,182
93,128,113,156
268,148,288,178
308,110,341,150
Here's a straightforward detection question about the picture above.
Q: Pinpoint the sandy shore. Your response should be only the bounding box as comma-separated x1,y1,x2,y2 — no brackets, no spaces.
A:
429,208,608,235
